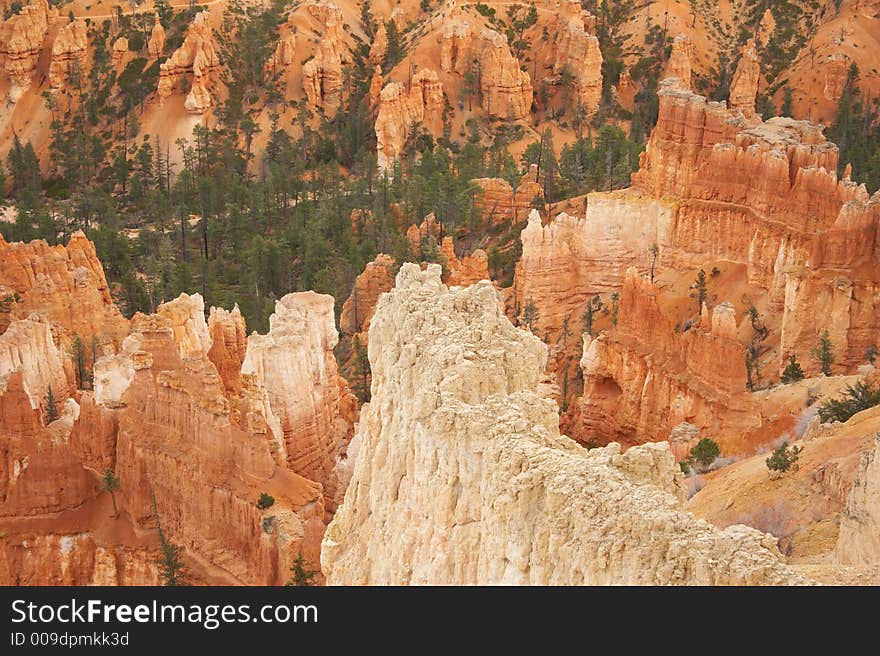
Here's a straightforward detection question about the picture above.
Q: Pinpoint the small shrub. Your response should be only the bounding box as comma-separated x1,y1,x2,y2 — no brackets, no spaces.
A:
689,438,721,470
678,460,692,475
765,441,802,473
257,492,275,510
817,379,880,424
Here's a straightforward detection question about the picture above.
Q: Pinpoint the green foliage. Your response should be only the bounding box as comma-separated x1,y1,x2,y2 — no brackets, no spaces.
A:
44,385,59,423
826,63,880,194
154,494,186,586
351,334,371,403
780,354,805,384
521,298,539,333
818,380,880,424
765,441,802,473
581,294,603,337
69,335,90,390
690,269,707,315
689,438,721,470
866,345,878,365
810,330,834,376
256,493,275,510
101,468,120,519
285,552,318,587
678,460,692,475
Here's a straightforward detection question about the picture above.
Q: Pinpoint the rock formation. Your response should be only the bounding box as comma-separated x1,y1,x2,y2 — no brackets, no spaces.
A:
553,3,602,115
836,433,880,565
111,37,129,67
369,20,387,65
616,69,635,112
156,11,220,114
0,231,128,348
0,0,52,99
302,1,347,115
268,16,296,72
823,53,850,103
577,269,751,449
240,292,357,510
368,64,383,107
728,39,760,118
207,305,247,396
339,254,395,339
375,69,444,173
321,264,807,585
441,237,489,287
0,316,68,412
472,165,542,225
440,18,532,119
111,310,328,584
49,19,87,89
148,14,165,58
665,34,693,90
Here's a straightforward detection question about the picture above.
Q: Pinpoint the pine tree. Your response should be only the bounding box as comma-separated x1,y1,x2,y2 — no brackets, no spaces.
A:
690,269,707,315
780,354,805,384
69,335,89,390
45,385,59,423
810,330,834,376
285,552,317,586
521,299,539,333
582,294,603,337
351,334,371,403
101,468,121,519
153,494,186,586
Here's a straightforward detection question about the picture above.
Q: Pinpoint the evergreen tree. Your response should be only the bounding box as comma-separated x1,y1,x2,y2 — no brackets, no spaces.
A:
810,330,834,376
521,299,539,333
101,468,121,519
690,269,707,315
689,438,721,471
285,552,318,586
69,335,89,390
582,294,603,337
780,354,805,384
45,385,59,423
153,494,186,586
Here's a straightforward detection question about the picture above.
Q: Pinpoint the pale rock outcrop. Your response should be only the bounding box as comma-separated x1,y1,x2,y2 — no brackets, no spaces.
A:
0,0,52,99
156,292,212,360
148,14,165,58
111,37,129,67
375,69,444,173
553,4,602,115
241,292,356,507
321,264,807,585
836,433,880,565
729,39,760,118
156,11,220,114
823,53,850,103
0,316,67,411
49,19,87,89
665,34,693,90
302,2,347,114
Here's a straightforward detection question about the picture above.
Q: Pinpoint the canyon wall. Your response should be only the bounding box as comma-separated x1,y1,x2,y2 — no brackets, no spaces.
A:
321,264,807,585
1,233,357,585
836,433,880,565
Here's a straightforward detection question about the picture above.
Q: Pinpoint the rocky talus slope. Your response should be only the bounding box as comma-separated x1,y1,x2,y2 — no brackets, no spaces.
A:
321,264,807,585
